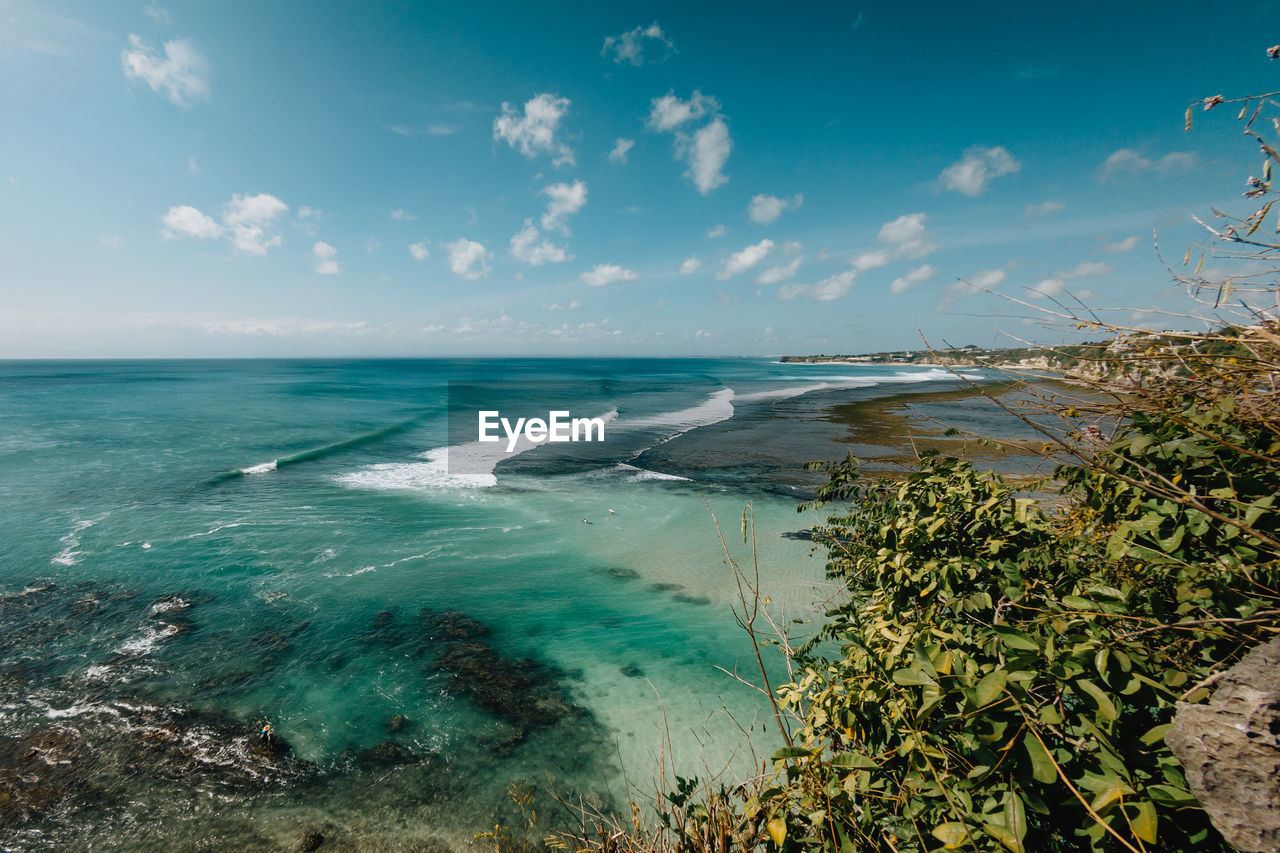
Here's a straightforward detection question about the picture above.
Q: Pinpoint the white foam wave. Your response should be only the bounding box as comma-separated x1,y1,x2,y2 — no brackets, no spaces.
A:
241,460,277,475
323,565,377,578
51,516,105,566
614,463,690,482
337,408,619,492
149,597,189,616
626,389,734,432
117,622,181,656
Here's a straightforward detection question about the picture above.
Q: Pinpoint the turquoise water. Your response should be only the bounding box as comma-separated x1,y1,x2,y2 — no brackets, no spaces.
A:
0,358,987,850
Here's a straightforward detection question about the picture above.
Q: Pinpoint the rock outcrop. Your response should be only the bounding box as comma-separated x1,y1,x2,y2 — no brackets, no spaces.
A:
1166,637,1280,853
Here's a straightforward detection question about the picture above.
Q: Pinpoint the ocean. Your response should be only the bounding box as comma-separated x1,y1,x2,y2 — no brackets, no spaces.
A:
0,358,989,851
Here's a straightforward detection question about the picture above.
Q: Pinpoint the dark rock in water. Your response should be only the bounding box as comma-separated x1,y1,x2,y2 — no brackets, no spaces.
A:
421,608,489,641
386,713,411,733
648,582,684,593
620,664,644,678
1167,637,1280,852
373,609,394,628
781,529,814,541
300,830,326,851
605,567,640,581
421,607,589,734
672,593,711,606
359,740,415,767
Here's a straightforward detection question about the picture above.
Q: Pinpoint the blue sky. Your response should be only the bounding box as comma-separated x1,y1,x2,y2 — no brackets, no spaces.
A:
2,0,1278,357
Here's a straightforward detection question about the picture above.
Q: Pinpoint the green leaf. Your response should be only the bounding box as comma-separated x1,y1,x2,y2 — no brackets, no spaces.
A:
994,627,1039,652
1130,799,1158,843
892,667,937,687
1004,793,1028,847
766,817,787,846
931,822,970,849
1062,594,1098,611
1076,678,1119,722
770,746,814,761
973,670,1008,707
829,751,878,769
1023,731,1057,784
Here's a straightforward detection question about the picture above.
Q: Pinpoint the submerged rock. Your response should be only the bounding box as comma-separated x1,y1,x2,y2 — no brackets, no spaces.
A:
300,829,326,850
619,664,644,678
386,713,411,733
359,740,416,768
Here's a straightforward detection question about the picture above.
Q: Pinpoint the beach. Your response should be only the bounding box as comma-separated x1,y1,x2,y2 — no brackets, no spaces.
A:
0,358,1040,850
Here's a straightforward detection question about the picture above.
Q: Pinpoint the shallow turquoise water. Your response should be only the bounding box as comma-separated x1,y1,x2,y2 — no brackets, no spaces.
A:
0,358,988,850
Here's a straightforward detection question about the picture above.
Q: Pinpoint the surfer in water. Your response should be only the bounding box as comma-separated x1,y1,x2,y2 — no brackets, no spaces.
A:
581,519,593,524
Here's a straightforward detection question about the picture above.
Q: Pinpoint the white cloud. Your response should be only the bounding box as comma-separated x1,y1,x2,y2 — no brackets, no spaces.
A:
1025,200,1064,217
889,263,936,294
363,238,381,253
161,204,222,240
1029,278,1064,299
970,269,1007,289
717,239,774,280
877,212,936,259
680,117,731,195
388,123,461,136
542,300,581,311
1060,260,1112,279
853,250,890,271
1098,149,1196,181
782,241,804,256
390,208,416,221
409,241,430,261
748,193,803,224
445,238,491,279
580,264,638,287
222,193,287,255
939,146,1021,195
706,224,726,239
813,270,856,301
602,22,675,66
187,156,199,175
756,255,803,285
313,241,340,275
143,3,170,24
223,193,287,227
679,257,702,274
776,285,808,301
648,93,732,195
493,93,574,166
647,90,719,131
509,219,571,265
609,138,635,164
1105,235,1139,253
121,34,209,107
540,180,587,233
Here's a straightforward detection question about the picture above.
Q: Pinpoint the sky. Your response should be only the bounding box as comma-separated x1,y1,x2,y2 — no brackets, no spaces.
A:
2,0,1278,357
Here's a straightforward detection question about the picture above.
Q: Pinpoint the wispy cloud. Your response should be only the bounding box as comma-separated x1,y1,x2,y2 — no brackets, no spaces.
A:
601,22,675,66
509,220,570,266
581,264,638,287
649,91,731,195
493,93,574,167
1105,235,1139,253
445,238,491,279
889,263,936,294
540,180,587,234
312,241,340,275
388,123,462,137
877,212,937,259
748,193,803,224
717,239,774,280
1025,200,1064,217
1098,149,1196,181
121,34,209,107
609,138,635,164
939,146,1020,195
409,241,430,261
679,257,702,274
161,192,288,256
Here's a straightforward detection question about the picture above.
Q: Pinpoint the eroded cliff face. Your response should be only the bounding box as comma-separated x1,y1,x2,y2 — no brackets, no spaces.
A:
1167,637,1280,853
